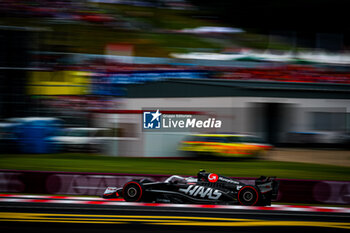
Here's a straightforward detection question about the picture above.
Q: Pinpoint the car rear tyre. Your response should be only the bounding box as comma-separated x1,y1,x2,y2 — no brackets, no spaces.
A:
238,186,260,206
123,181,144,202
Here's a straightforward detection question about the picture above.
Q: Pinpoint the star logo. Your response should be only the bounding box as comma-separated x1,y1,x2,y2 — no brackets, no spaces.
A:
151,109,162,122
143,109,162,129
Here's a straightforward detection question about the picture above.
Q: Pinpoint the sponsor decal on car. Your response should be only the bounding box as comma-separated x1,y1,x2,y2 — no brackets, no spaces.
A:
179,185,222,199
218,176,239,184
208,173,219,183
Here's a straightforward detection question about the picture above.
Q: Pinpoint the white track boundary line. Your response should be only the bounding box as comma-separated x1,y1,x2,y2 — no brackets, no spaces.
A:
0,194,349,213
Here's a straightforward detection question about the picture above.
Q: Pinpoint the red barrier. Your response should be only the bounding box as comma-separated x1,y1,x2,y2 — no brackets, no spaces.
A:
0,170,349,205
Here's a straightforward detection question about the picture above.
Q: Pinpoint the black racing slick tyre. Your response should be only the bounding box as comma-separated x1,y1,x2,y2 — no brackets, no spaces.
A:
237,186,260,206
123,181,144,202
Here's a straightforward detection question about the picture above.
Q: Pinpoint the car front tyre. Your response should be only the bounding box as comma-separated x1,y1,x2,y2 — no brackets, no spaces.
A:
123,181,144,202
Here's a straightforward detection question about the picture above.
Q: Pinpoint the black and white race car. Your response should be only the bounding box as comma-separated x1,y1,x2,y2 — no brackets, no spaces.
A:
102,170,279,206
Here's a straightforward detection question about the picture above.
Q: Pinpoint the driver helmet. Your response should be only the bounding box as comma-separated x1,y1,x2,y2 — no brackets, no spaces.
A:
197,169,206,181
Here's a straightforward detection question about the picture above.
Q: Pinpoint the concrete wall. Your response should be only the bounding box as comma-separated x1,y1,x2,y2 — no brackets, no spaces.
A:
93,96,350,157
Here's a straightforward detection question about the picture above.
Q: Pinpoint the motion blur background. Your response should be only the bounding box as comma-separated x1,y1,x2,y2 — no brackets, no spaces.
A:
0,0,350,166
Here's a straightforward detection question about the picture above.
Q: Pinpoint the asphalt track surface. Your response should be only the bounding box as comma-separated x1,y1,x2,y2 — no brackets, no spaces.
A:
0,196,349,233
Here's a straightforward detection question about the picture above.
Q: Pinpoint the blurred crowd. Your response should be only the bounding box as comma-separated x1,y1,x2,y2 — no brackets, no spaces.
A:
30,53,350,85
0,0,115,23
211,65,350,84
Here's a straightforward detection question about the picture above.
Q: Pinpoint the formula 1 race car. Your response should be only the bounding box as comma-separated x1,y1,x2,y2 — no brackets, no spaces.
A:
102,170,279,206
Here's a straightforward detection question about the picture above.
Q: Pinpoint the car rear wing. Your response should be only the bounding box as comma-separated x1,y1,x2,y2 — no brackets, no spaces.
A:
255,176,279,200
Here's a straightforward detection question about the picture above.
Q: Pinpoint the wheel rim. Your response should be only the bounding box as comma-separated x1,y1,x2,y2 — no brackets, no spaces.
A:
243,191,254,202
127,187,137,197
238,186,259,206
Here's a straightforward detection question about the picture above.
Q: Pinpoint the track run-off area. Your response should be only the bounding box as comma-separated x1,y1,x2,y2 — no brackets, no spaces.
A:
0,194,349,233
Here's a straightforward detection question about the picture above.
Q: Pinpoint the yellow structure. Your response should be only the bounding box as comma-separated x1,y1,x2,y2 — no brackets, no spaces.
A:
179,134,273,158
28,70,91,95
